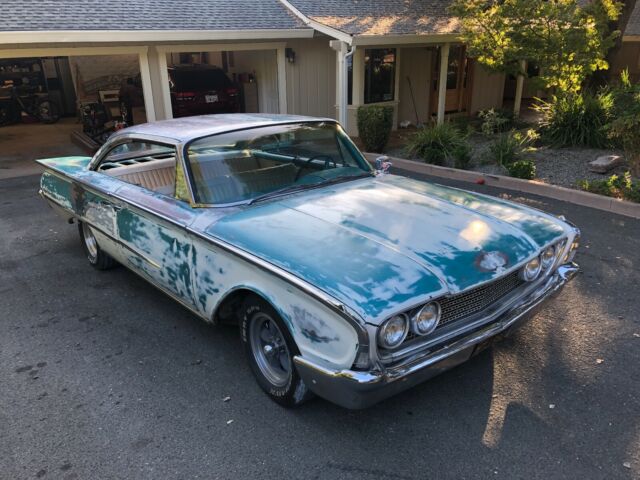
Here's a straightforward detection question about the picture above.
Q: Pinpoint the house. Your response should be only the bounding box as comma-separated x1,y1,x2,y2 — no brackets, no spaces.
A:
611,0,640,82
0,0,510,142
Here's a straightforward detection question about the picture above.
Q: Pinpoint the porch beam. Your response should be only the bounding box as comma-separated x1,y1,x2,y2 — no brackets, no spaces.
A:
137,49,156,122
436,43,450,125
276,46,288,114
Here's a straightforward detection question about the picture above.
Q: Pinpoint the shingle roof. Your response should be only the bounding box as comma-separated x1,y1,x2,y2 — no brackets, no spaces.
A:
286,0,459,36
625,1,640,37
1,0,307,31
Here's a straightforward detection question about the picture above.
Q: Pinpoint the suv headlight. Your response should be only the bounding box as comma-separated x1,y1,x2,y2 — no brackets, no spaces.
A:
377,314,409,349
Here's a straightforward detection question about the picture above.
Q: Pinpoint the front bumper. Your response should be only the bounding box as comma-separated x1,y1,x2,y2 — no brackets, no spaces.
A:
294,263,579,409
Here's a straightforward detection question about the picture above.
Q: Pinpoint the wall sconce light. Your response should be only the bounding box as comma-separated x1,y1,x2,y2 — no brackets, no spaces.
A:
285,48,296,64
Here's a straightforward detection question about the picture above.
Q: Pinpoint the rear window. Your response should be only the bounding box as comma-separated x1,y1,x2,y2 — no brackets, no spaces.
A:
171,69,232,91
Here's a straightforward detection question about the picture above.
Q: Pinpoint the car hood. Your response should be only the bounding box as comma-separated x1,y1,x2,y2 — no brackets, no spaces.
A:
205,175,568,324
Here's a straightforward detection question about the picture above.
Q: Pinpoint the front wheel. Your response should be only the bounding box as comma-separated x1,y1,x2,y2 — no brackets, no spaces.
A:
240,296,313,407
37,98,61,124
78,221,117,270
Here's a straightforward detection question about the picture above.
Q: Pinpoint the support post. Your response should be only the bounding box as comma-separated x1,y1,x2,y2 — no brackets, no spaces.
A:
514,59,527,117
276,46,288,114
437,43,450,125
138,49,156,122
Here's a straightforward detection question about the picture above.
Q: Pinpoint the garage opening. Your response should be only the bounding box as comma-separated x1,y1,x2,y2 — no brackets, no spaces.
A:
0,53,150,178
166,49,280,117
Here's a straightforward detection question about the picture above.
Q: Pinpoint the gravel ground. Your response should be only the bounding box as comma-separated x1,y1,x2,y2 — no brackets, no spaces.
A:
383,131,630,189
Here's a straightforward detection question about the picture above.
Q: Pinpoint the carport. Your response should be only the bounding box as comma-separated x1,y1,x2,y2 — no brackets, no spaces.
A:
0,0,314,178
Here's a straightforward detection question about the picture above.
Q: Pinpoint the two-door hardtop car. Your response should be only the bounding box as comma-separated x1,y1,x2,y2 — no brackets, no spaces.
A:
38,114,580,409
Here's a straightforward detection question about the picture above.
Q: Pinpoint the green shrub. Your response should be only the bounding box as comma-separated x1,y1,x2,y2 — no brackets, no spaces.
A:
453,143,472,170
578,171,640,203
406,123,469,166
606,70,640,176
478,108,513,136
356,105,394,153
507,160,536,179
534,92,612,148
487,129,538,167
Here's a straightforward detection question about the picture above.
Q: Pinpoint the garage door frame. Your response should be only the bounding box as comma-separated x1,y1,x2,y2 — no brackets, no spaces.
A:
0,46,157,122
156,42,288,119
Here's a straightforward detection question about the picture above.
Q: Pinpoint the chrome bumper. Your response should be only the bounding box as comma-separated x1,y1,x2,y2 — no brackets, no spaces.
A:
294,263,579,409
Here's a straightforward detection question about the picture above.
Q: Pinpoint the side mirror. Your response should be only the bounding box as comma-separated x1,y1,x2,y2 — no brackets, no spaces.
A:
375,155,392,174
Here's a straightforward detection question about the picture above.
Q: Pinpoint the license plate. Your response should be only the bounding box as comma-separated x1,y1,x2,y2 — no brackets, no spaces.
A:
205,94,218,103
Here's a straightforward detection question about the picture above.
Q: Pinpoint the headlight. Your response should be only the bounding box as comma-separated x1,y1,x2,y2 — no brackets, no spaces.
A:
412,302,441,335
540,245,556,270
563,235,580,263
377,314,409,349
520,257,542,281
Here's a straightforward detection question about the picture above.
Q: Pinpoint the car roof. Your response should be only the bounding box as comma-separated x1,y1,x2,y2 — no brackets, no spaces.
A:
111,114,336,144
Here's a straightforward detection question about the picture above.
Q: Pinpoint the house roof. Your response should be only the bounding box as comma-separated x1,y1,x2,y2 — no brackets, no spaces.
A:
284,0,459,37
1,0,308,31
625,1,640,38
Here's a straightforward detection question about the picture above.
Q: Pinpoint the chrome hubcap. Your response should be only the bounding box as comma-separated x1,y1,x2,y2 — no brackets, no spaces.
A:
249,312,291,388
82,223,98,260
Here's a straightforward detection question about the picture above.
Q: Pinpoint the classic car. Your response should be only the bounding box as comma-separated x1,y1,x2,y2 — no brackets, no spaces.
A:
37,114,580,409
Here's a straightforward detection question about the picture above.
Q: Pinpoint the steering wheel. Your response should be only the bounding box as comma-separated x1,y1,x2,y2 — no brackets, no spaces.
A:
304,154,337,170
296,155,336,181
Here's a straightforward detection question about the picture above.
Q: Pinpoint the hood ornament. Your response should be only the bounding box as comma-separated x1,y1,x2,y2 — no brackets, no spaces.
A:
476,251,509,273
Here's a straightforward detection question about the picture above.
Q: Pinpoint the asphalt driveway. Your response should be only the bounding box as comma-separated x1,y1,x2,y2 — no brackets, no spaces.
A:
1,171,639,480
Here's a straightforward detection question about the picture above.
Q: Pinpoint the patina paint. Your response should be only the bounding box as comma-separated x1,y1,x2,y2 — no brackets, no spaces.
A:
206,174,562,322
207,201,447,323
381,176,567,246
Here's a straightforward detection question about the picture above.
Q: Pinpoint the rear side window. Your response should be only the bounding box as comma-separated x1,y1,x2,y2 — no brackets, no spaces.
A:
172,69,232,91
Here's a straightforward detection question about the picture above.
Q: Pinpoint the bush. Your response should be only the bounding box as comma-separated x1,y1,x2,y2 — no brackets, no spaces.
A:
406,123,469,166
487,129,538,167
453,143,472,170
606,70,640,176
478,108,513,136
507,160,536,179
356,105,394,153
534,92,612,148
578,172,640,203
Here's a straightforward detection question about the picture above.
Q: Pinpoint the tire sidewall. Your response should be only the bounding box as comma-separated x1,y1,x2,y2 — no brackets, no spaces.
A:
240,297,308,406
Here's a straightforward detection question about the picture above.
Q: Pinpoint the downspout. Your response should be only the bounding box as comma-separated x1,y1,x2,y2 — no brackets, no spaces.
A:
339,44,355,131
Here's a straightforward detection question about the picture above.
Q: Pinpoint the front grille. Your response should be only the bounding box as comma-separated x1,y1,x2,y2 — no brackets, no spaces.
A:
438,270,523,327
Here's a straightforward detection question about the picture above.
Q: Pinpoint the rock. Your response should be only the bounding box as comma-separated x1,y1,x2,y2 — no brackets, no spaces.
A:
588,155,624,174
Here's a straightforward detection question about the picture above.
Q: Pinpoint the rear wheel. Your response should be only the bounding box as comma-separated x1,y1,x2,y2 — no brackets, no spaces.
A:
240,296,313,407
78,221,117,270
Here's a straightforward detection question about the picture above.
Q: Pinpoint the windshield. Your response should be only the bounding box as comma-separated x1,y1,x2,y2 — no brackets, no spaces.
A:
185,122,372,205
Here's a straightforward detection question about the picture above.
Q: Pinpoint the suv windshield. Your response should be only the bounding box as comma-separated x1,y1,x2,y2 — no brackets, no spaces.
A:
185,122,372,205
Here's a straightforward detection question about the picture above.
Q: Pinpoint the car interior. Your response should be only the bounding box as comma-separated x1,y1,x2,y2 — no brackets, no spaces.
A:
96,124,368,205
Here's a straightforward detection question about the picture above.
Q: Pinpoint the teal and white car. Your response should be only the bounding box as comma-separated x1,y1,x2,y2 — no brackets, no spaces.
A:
38,114,580,409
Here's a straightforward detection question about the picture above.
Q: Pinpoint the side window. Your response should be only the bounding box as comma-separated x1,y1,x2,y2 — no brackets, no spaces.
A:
97,140,178,198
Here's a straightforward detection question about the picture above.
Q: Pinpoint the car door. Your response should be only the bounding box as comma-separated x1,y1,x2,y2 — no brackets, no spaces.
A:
92,139,200,309
114,182,198,308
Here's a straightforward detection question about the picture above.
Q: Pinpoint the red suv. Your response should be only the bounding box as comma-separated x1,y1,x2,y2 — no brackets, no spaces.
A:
169,65,240,118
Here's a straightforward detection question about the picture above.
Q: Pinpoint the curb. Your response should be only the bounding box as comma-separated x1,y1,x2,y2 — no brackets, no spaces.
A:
364,153,640,220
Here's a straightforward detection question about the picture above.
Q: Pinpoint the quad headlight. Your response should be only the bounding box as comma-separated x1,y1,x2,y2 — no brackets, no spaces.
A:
520,256,542,282
540,245,557,270
377,314,409,349
412,302,441,335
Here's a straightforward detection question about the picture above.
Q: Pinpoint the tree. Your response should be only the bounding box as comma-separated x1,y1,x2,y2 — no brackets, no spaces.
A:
449,0,622,94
